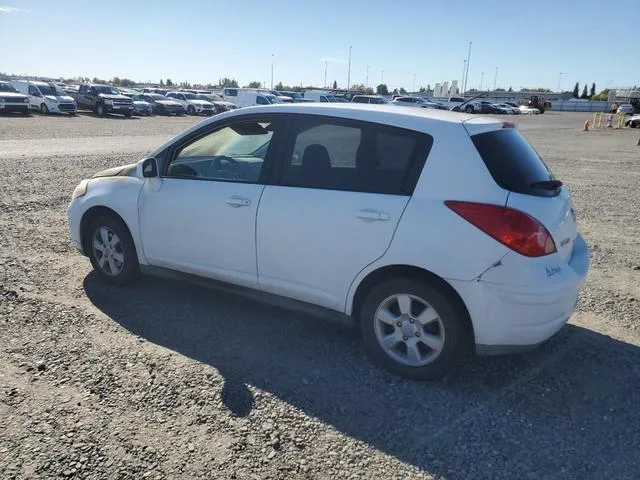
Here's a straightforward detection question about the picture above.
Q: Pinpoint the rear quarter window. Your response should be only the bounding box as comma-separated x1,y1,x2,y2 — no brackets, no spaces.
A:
471,128,557,197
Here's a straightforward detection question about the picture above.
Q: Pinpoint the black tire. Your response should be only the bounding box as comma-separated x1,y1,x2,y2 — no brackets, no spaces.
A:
187,105,196,115
85,214,139,285
124,111,133,118
22,110,31,116
464,105,474,113
96,104,106,117
360,277,470,380
40,103,49,114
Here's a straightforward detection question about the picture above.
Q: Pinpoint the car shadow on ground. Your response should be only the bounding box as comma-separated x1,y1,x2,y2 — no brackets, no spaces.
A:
75,111,139,120
84,272,640,478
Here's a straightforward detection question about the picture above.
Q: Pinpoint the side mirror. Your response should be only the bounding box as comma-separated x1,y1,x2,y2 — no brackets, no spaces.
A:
142,157,158,178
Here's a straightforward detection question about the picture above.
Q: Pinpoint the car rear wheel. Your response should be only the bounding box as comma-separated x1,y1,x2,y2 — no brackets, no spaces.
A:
86,215,138,285
40,103,49,114
360,278,469,380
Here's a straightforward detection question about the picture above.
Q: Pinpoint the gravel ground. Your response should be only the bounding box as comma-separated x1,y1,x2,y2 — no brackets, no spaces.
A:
1,111,639,480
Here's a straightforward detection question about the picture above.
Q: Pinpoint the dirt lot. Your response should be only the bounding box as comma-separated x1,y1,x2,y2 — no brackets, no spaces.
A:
1,111,639,480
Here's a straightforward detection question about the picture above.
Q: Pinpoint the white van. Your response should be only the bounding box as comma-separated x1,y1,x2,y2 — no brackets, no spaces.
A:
234,89,277,107
303,90,343,103
11,80,77,114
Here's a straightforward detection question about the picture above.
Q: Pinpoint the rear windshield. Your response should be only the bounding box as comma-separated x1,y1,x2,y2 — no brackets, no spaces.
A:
472,128,558,197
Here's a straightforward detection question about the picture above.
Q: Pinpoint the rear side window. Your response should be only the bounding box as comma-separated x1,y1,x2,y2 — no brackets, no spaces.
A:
279,116,433,195
472,128,557,197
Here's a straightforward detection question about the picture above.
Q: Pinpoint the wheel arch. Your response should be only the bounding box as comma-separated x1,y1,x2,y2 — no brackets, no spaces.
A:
349,264,475,345
80,206,133,256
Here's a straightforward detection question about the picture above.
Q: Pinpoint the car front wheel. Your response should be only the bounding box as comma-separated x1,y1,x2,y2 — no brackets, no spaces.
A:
360,278,469,380
86,215,138,285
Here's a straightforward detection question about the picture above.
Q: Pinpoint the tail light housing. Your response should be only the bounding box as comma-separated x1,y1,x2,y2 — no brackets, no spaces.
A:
445,201,556,257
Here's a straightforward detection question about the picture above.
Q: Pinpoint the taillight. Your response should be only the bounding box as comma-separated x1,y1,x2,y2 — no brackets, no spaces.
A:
445,201,556,257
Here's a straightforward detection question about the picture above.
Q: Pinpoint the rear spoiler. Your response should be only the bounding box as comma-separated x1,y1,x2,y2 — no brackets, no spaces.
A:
462,117,514,136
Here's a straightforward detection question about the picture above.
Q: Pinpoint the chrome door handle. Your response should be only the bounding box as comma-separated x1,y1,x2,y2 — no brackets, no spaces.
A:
225,196,251,207
355,209,389,222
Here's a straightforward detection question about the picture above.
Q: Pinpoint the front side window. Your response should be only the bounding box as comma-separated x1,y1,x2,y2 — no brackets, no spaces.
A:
256,96,269,105
280,117,433,194
29,86,40,96
166,120,278,183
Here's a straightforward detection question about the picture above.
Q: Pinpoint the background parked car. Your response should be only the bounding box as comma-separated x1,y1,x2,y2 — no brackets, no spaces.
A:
625,114,640,128
263,90,294,103
277,91,313,102
303,90,344,103
234,90,279,107
121,93,153,116
351,95,387,104
0,81,30,115
11,80,77,114
196,93,237,113
392,96,446,109
166,91,215,116
139,93,186,115
496,103,520,114
617,104,634,115
69,84,134,117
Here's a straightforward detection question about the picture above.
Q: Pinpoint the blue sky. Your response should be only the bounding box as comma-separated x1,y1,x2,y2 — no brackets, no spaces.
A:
1,0,639,91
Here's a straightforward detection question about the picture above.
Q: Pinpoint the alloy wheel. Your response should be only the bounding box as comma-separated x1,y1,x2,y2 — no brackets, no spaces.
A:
373,293,445,367
91,226,125,276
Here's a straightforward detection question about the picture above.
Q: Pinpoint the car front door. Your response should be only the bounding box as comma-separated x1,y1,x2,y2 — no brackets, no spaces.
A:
138,115,283,288
256,115,433,311
28,85,41,109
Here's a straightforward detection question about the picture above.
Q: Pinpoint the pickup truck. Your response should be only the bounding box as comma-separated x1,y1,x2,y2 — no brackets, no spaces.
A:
69,84,134,117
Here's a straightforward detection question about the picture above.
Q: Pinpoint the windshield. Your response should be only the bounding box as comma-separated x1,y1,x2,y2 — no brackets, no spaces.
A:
199,94,222,102
0,83,18,93
93,86,119,95
38,85,57,96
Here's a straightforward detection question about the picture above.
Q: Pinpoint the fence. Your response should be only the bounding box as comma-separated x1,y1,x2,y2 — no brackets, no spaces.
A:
550,100,614,112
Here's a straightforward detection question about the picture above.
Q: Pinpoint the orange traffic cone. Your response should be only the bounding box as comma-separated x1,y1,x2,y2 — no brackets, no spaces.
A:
582,119,589,131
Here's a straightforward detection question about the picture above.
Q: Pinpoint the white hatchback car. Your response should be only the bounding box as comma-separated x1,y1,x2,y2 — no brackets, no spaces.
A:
68,104,588,379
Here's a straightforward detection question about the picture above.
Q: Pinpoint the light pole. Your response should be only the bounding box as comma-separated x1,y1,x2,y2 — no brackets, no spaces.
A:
480,71,484,90
461,59,466,94
557,72,563,93
381,70,384,84
413,73,416,93
347,46,352,92
270,54,274,89
493,67,498,91
463,41,472,93
324,60,328,89
366,65,369,87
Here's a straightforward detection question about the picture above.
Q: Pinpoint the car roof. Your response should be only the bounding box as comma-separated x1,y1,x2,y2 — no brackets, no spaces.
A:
150,104,505,158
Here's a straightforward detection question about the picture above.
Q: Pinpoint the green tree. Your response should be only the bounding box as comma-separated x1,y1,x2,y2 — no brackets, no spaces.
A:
376,84,389,95
332,80,338,89
590,82,596,98
159,78,164,86
246,81,262,88
580,84,588,99
508,86,513,92
220,77,238,87
495,87,506,92
572,82,579,98
399,87,407,94
275,82,284,90
419,87,426,93
166,78,174,87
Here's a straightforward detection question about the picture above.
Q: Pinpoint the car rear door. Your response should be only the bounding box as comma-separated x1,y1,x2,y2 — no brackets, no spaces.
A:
468,124,577,261
256,115,433,311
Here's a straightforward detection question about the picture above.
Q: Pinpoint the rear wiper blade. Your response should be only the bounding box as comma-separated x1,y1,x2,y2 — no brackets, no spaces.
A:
530,180,563,190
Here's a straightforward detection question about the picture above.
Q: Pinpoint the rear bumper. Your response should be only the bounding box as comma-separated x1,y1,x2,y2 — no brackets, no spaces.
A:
450,233,589,353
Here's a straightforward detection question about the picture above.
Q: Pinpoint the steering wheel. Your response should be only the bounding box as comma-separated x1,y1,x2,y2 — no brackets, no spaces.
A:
212,156,244,180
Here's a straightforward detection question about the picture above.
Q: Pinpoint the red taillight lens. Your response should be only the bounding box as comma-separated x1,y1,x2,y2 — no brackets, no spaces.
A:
445,201,556,257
